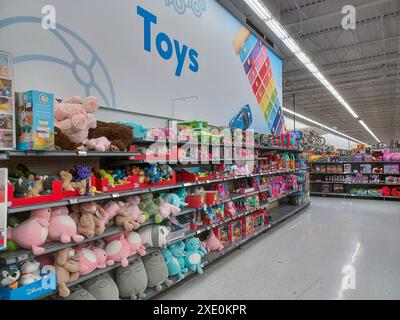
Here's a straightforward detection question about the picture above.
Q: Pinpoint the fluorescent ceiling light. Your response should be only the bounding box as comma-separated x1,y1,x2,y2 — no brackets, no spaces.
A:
283,107,367,145
243,0,271,21
359,120,380,142
244,0,382,142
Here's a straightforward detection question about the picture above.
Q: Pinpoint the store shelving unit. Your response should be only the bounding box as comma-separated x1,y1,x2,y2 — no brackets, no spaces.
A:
309,160,400,200
1,140,310,300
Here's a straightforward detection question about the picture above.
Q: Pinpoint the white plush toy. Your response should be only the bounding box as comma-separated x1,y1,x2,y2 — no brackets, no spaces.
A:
20,259,41,286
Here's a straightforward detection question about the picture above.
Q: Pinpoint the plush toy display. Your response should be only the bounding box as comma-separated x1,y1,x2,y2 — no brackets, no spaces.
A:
54,96,98,145
47,206,84,243
138,225,170,248
85,136,111,152
73,165,92,196
99,169,115,187
143,249,172,291
167,241,188,273
76,247,99,275
126,231,146,256
7,208,51,255
13,177,29,198
139,193,162,220
54,248,80,298
115,256,148,300
27,179,43,197
20,259,41,286
173,188,188,209
88,121,133,152
0,264,21,289
70,202,106,239
119,120,148,139
184,237,207,274
125,195,147,224
144,164,163,184
114,200,145,231
104,233,130,267
81,273,120,300
161,248,185,279
202,231,224,252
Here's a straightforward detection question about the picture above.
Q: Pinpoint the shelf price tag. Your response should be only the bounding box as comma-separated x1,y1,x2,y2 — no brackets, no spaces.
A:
69,198,78,204
112,193,120,198
78,151,87,156
183,183,192,187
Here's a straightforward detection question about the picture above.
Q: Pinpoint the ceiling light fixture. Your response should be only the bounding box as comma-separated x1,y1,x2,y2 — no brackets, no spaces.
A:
244,0,380,142
282,107,368,145
359,120,380,142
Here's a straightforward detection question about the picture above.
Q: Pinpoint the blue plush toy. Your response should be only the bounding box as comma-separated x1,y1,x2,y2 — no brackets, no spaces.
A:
113,168,126,182
184,237,207,274
167,241,188,273
173,188,188,208
144,164,163,184
161,248,185,279
162,193,188,209
119,121,148,139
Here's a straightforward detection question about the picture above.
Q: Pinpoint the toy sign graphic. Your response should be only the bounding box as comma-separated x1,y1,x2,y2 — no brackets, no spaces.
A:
233,27,284,135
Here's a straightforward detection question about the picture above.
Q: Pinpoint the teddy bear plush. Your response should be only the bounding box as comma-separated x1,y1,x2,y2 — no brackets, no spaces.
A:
59,171,75,191
54,127,81,151
70,202,106,238
54,247,80,298
54,96,98,145
88,121,133,152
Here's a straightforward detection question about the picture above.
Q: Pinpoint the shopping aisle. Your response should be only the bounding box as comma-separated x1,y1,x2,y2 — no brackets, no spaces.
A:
157,197,400,300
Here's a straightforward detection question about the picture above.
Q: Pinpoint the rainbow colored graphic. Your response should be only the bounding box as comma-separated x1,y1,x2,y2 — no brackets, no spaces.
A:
233,28,284,135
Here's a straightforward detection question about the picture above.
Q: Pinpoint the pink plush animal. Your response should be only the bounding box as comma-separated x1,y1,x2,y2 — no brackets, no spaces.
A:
125,196,147,224
105,233,130,267
47,206,84,243
91,246,114,269
54,96,98,144
126,231,146,256
8,208,51,255
103,201,122,224
76,247,98,275
224,201,236,217
202,232,224,252
85,136,111,152
156,199,181,223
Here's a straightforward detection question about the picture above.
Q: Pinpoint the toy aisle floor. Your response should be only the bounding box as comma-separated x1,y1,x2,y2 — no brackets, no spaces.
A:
157,197,400,300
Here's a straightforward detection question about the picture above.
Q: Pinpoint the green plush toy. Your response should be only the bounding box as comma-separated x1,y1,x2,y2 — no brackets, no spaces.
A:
139,193,163,222
99,169,115,187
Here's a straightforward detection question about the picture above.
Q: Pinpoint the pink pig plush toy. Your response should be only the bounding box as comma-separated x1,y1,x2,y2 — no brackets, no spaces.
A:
104,233,130,267
46,206,84,244
54,96,98,144
126,231,146,256
77,245,113,275
202,232,224,252
125,196,147,224
85,137,111,152
8,208,51,255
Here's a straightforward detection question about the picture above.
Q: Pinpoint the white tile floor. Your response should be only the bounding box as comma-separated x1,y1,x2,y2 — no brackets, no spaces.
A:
157,197,400,300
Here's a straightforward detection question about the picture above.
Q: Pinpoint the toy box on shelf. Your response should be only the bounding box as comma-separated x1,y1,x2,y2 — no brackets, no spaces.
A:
133,171,176,189
95,175,136,193
252,211,264,230
213,223,231,245
15,90,55,151
7,180,63,208
181,167,212,182
62,176,97,198
186,193,205,208
229,219,243,242
0,268,56,300
241,215,253,236
0,50,16,150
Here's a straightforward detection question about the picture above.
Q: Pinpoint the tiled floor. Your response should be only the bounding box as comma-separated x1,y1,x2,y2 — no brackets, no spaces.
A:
157,197,400,300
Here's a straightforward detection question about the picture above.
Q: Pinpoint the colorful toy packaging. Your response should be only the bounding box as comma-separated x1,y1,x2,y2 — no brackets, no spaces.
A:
214,224,230,245
15,90,54,150
0,51,15,150
229,219,242,242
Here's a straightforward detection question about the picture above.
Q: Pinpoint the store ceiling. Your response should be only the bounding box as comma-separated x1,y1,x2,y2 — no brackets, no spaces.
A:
219,0,400,144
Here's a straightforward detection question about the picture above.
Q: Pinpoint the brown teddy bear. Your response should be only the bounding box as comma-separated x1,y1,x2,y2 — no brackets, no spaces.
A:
88,121,133,152
70,202,106,238
59,171,74,191
55,127,81,151
114,201,141,231
54,247,80,298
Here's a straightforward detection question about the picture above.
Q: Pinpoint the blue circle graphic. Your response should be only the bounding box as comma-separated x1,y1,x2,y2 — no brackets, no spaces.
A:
0,16,116,108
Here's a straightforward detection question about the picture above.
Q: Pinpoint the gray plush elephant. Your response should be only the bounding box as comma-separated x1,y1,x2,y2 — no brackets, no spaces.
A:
115,256,148,300
143,249,173,292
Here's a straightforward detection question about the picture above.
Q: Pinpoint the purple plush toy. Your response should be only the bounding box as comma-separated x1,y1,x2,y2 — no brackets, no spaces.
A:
73,165,92,196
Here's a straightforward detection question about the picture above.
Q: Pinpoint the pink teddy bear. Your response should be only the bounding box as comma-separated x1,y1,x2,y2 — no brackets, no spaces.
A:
202,232,224,252
126,231,146,256
8,208,51,255
85,137,111,152
54,96,98,144
46,206,84,244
